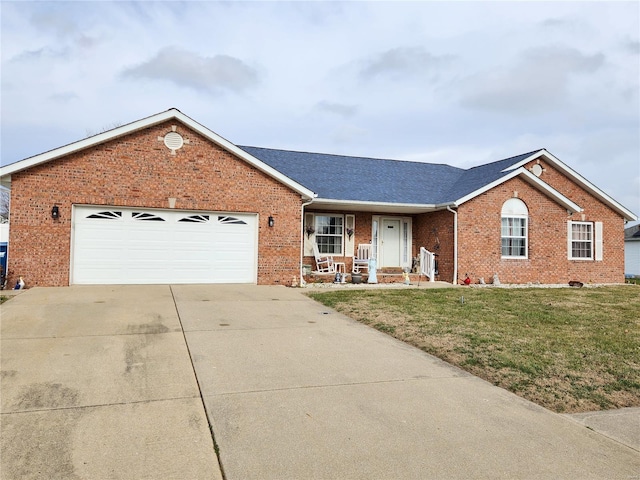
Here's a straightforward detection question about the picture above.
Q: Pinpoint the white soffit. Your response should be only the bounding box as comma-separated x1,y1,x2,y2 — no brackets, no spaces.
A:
310,198,450,214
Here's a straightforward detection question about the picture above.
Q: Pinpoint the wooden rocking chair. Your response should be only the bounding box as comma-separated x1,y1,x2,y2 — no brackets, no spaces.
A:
352,244,372,273
312,243,336,273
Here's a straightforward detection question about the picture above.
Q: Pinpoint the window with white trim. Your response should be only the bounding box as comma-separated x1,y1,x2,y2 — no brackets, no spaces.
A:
501,198,528,258
569,221,593,259
315,214,344,255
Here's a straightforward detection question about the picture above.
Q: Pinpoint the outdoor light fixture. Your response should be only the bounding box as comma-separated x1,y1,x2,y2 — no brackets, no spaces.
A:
268,216,274,227
51,205,60,220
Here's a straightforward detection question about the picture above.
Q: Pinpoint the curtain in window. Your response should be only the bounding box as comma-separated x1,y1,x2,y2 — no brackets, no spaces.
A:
571,223,593,258
501,217,527,257
315,215,344,254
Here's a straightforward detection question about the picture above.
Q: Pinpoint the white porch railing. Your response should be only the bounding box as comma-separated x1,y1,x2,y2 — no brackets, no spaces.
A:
420,247,436,282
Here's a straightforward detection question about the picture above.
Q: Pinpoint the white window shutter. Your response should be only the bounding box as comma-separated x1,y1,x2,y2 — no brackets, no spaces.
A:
304,213,315,256
345,214,355,257
595,221,603,261
567,221,572,259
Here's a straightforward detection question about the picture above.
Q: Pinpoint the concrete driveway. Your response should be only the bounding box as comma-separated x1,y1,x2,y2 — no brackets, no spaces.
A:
1,285,638,479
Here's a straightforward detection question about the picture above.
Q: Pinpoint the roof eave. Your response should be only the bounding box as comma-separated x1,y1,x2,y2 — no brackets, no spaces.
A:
0,109,180,177
309,198,453,214
454,167,583,213
502,149,637,221
0,108,316,200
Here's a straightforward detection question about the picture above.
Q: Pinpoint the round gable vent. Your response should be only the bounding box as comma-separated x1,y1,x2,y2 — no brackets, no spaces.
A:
164,132,184,151
531,164,543,177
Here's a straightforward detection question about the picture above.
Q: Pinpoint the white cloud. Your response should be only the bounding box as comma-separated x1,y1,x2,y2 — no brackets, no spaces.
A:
121,47,260,95
330,124,369,145
358,46,454,82
625,40,640,55
459,46,605,113
30,9,79,38
314,101,358,118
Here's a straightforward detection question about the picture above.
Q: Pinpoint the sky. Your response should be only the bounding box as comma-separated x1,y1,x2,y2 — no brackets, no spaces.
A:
1,1,639,221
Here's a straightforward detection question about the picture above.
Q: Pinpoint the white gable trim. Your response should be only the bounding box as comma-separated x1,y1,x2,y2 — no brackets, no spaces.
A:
502,149,636,221
454,167,583,213
500,151,544,172
0,109,316,200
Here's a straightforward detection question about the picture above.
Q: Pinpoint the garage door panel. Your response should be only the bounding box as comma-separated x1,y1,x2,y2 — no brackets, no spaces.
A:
72,206,257,284
72,225,129,284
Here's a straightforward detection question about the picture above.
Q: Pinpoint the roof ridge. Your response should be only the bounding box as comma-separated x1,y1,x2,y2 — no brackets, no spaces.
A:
239,145,464,169
440,149,545,204
463,149,544,171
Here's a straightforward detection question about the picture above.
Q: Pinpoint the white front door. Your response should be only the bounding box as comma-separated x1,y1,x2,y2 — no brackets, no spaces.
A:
381,219,401,267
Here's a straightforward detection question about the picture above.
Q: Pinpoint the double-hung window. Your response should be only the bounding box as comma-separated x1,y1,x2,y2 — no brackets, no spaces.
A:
569,221,593,259
315,215,344,255
501,198,528,259
501,218,527,257
568,221,603,261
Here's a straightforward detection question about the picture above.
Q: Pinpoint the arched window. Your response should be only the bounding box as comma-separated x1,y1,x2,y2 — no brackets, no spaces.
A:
501,198,528,258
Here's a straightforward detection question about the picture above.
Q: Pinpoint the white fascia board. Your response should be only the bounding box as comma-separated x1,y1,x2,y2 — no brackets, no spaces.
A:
502,149,637,221
500,150,546,172
0,109,179,177
454,167,583,213
0,108,317,200
310,198,451,214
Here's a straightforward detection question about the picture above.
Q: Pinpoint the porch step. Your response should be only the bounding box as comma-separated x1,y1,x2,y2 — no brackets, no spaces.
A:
377,267,404,274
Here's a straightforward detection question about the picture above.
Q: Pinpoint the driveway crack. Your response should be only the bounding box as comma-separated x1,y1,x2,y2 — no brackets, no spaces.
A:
170,285,227,480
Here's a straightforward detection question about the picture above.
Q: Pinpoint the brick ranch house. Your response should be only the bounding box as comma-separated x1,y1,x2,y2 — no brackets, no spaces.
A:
0,108,636,287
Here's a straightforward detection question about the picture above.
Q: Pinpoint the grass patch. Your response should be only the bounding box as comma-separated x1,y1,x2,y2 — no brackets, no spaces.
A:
0,296,8,305
307,286,640,413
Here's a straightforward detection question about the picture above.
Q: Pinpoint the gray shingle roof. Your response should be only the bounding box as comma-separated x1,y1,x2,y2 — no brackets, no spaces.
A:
444,151,540,201
625,225,640,240
241,146,543,206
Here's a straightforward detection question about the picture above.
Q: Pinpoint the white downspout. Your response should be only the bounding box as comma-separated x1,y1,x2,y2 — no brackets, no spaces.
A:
446,205,458,284
300,198,314,283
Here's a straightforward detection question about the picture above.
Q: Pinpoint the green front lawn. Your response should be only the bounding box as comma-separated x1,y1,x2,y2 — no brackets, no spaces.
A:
308,285,640,413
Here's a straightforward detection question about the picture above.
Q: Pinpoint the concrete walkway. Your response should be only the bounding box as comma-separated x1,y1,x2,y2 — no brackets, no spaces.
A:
1,285,639,479
564,407,640,452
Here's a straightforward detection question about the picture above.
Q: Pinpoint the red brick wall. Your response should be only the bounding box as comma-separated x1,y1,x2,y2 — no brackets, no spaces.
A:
456,160,625,284
414,210,455,282
7,121,303,286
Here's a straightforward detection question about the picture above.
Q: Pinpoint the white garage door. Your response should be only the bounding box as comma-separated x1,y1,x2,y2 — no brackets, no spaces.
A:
72,206,257,284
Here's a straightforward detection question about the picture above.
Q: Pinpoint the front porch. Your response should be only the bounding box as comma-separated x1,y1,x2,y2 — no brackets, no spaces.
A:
303,208,455,285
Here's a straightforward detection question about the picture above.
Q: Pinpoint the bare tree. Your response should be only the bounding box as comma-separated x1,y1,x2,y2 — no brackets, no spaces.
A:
85,121,123,138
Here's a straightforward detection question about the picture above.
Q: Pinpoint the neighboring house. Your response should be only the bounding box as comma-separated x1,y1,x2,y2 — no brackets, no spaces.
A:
0,108,636,287
624,224,640,277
